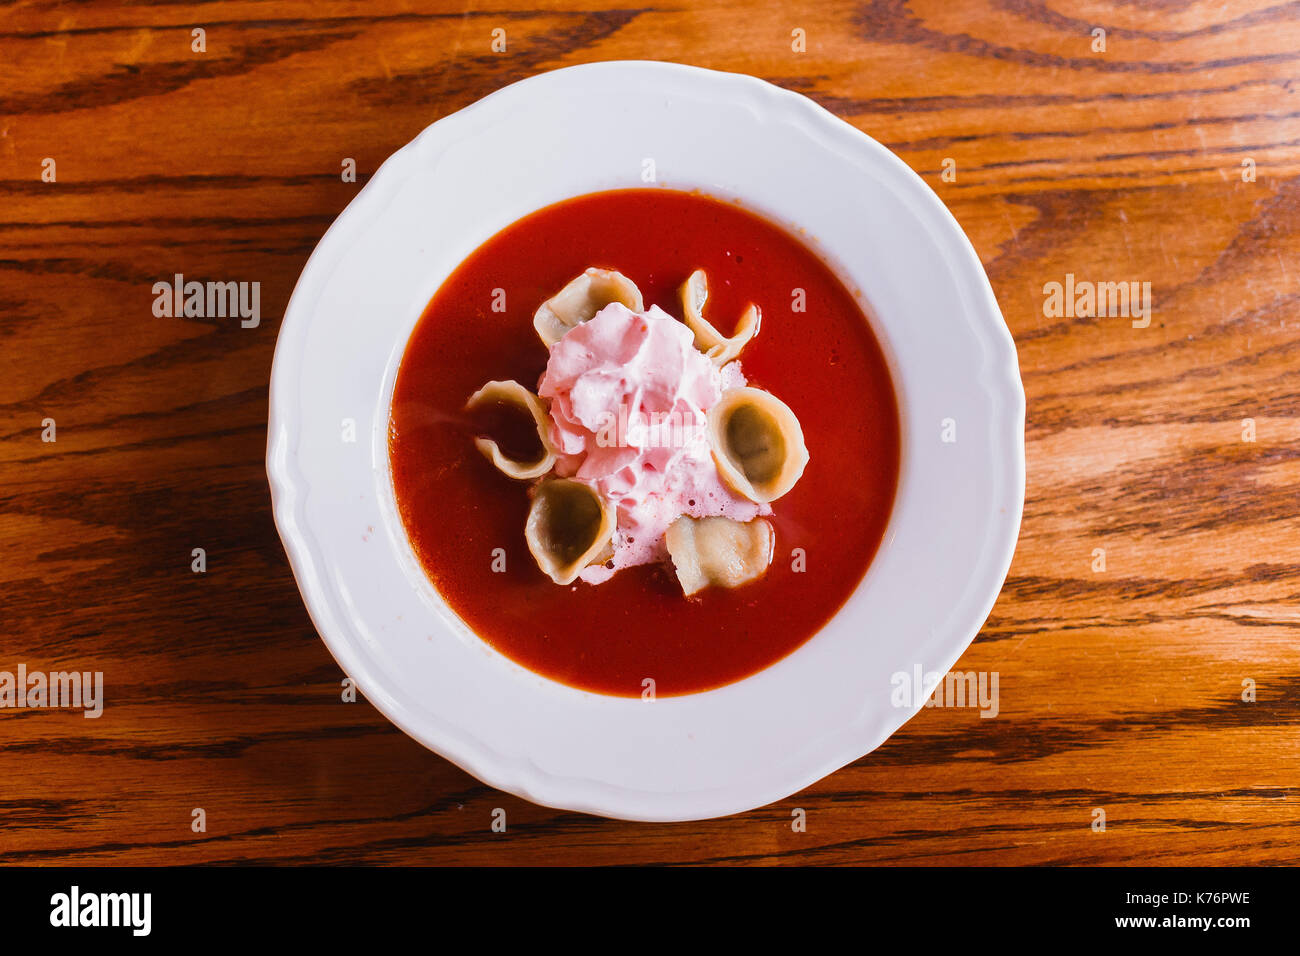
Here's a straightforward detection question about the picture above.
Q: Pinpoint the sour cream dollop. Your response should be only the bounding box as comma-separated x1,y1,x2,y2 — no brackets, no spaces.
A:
538,302,768,584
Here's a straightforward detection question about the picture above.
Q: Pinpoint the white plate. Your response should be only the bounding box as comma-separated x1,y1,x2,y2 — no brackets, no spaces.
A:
267,61,1024,822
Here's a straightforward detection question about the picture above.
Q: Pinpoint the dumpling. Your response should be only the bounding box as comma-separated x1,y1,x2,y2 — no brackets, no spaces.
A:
534,268,644,346
465,380,556,480
679,269,760,365
707,386,809,502
525,479,616,585
665,515,774,596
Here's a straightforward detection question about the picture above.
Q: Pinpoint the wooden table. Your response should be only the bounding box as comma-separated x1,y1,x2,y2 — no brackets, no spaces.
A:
2,0,1297,866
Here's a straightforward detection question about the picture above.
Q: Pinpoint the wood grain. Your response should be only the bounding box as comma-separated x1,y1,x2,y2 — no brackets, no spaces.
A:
1,0,1298,865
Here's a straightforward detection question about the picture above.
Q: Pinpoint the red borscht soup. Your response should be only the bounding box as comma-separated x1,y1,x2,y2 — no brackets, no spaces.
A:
389,189,900,697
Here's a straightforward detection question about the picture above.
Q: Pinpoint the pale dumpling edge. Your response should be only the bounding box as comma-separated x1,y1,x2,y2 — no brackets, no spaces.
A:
533,268,644,346
707,386,809,503
465,379,556,480
665,515,775,596
679,268,761,365
525,478,617,586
